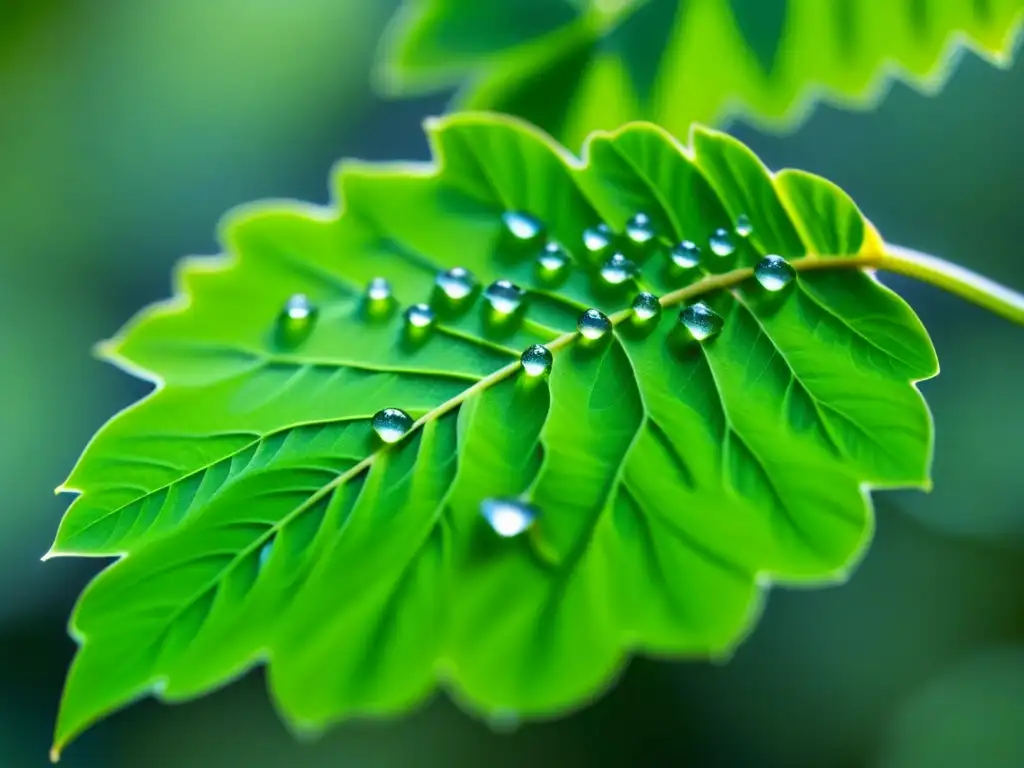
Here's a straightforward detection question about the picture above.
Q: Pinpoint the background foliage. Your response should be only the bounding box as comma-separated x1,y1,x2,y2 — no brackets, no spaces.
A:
1,0,1022,765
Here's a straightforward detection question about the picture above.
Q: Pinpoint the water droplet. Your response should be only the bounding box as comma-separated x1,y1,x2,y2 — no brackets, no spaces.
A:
631,292,661,322
754,254,795,292
599,253,638,285
670,240,701,269
520,344,552,377
365,277,392,302
502,210,543,241
709,228,735,257
277,293,317,346
679,302,724,341
625,212,656,244
536,241,570,277
404,303,436,329
577,308,611,340
483,279,525,314
258,540,274,570
283,293,314,321
480,497,537,537
371,407,414,444
435,266,477,301
583,222,613,253
735,214,753,238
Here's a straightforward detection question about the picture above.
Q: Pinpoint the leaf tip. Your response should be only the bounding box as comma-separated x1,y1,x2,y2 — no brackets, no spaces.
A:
49,746,61,764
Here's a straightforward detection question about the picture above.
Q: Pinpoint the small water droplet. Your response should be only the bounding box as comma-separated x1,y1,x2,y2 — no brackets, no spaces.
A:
520,344,553,377
404,303,436,329
536,241,570,277
435,266,477,301
577,308,612,340
284,293,314,321
502,210,544,241
735,214,753,238
631,292,661,322
277,293,317,346
671,240,701,269
483,280,525,314
371,407,414,444
709,228,735,257
679,302,724,341
754,254,795,292
599,253,638,285
258,540,274,570
583,222,613,253
480,497,537,537
365,277,392,302
625,212,656,244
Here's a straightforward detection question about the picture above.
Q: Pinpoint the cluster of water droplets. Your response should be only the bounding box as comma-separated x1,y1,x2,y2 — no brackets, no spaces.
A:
282,209,803,539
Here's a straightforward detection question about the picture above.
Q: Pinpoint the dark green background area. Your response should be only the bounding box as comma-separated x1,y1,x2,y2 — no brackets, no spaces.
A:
1,1,1021,765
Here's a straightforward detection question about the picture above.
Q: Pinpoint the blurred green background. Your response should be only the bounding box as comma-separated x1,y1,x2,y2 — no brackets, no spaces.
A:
1,1,1021,766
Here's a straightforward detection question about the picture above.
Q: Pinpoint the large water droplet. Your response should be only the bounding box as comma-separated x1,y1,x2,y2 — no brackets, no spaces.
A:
365,277,392,302
520,344,553,377
404,303,436,329
483,279,525,314
371,407,414,444
671,240,701,269
679,302,724,341
709,228,735,257
536,241,570,278
578,308,612,340
583,223,613,253
436,266,477,301
754,254,795,292
600,253,638,285
480,497,537,537
502,210,543,241
625,212,656,244
735,213,754,238
631,292,661,322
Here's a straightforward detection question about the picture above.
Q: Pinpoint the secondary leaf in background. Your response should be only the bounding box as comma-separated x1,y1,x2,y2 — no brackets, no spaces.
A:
377,0,1024,146
48,113,948,758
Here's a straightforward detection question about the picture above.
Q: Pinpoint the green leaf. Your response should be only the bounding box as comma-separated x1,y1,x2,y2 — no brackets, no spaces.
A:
377,0,1024,146
49,113,944,758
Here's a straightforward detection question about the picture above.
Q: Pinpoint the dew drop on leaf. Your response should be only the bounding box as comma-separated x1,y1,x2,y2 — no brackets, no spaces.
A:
404,303,436,329
480,497,537,537
709,228,736,257
679,302,724,341
365,277,392,302
625,212,656,244
536,241,570,278
277,293,317,346
502,210,544,242
577,308,612,340
483,279,525,314
371,407,414,444
735,213,754,238
583,222,613,253
520,344,553,377
754,254,796,292
670,240,701,269
600,253,638,285
435,266,477,301
631,292,661,322
258,540,274,571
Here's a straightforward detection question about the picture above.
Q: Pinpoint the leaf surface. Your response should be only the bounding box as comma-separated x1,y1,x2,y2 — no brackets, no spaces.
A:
379,0,1024,145
50,113,938,755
